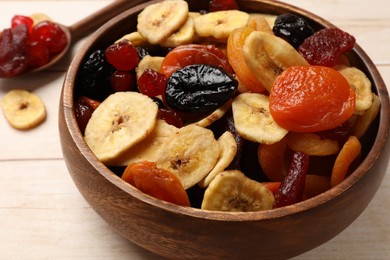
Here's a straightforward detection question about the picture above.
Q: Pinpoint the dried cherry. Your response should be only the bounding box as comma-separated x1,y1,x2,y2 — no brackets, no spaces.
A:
138,68,168,97
273,13,314,49
105,40,139,71
25,41,50,69
110,70,136,92
298,28,355,67
165,64,238,113
74,96,100,134
30,20,67,55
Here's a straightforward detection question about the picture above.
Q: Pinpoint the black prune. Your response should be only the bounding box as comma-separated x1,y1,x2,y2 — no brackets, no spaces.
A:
78,49,114,101
165,64,238,113
273,13,314,49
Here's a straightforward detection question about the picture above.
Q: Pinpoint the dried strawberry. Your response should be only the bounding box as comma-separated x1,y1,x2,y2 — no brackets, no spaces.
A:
298,28,355,67
273,152,309,208
0,24,29,77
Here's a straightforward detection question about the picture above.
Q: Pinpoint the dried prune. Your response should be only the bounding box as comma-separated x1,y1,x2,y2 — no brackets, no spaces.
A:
273,13,314,49
78,49,114,101
298,28,355,67
273,152,309,208
165,64,238,113
0,24,29,77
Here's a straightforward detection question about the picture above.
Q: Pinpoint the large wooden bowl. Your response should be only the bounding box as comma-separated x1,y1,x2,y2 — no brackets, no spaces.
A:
59,0,390,258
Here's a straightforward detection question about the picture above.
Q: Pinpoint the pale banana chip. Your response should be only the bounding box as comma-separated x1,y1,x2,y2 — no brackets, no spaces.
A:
336,66,373,113
198,131,237,188
287,132,339,156
232,93,288,144
84,92,158,163
352,93,380,138
201,170,275,212
194,10,250,40
1,89,46,130
155,124,220,189
115,31,147,46
193,99,232,127
105,119,178,166
160,15,196,47
30,13,52,25
136,55,165,79
243,31,309,92
137,0,189,44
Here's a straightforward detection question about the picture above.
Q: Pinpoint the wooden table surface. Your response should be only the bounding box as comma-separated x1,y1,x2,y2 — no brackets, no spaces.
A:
0,0,389,259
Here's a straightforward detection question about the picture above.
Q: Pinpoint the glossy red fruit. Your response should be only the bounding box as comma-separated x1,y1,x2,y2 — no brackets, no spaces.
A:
11,15,34,33
30,20,68,54
105,40,139,71
273,152,310,208
110,70,136,92
209,0,239,11
298,28,355,67
25,41,50,69
158,108,184,128
0,24,29,77
74,96,100,134
138,68,168,97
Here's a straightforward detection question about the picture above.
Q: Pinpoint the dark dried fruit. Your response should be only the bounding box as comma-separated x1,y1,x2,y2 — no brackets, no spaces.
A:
273,152,309,208
273,13,314,49
298,28,356,67
0,24,29,77
78,49,114,101
110,70,136,92
11,15,34,32
74,96,100,134
158,108,184,128
165,64,238,113
209,0,239,11
138,68,168,97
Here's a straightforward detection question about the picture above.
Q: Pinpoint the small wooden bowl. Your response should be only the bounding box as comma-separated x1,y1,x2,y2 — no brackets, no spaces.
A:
59,0,390,258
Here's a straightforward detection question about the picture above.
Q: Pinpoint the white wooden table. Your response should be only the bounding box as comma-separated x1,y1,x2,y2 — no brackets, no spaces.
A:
0,1,389,259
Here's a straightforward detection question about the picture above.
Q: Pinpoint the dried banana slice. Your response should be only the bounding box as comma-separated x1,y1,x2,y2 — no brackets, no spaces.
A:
198,131,237,188
287,132,339,156
232,93,288,144
155,124,220,189
115,31,147,46
161,15,196,47
201,170,275,212
352,93,380,138
105,119,178,166
243,31,309,92
194,10,250,40
137,0,189,44
336,66,373,113
193,99,232,127
30,13,52,25
1,89,46,130
84,92,158,163
136,55,165,79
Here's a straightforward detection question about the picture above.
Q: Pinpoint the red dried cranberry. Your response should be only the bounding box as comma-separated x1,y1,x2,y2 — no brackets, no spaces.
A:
74,96,100,134
105,40,139,71
11,15,34,33
110,70,136,92
25,41,50,69
209,0,239,11
0,24,29,77
298,28,356,67
30,20,68,54
273,152,309,208
138,68,168,97
158,108,184,128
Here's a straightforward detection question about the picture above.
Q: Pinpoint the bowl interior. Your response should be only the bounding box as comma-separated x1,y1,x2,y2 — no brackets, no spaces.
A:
63,0,389,221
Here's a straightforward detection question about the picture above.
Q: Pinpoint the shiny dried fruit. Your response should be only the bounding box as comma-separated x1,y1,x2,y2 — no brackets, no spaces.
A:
165,64,238,113
105,40,139,71
209,0,239,11
270,66,356,132
74,96,100,134
122,161,190,206
272,13,314,49
298,28,355,67
273,152,309,208
138,68,168,97
30,20,67,55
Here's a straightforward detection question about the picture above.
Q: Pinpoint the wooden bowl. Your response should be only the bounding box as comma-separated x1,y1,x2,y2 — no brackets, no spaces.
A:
59,0,390,258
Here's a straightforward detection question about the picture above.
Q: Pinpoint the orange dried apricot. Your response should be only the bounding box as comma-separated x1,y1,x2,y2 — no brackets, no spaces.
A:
122,161,190,206
257,137,287,182
269,66,356,132
227,26,265,93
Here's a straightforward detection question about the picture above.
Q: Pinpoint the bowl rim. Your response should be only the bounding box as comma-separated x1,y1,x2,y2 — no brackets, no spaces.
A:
61,0,390,221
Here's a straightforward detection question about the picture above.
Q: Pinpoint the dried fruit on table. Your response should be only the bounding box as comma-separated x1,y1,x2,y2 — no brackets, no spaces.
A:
269,66,356,132
273,152,310,208
11,15,34,32
227,26,265,93
331,136,361,187
298,28,355,67
165,64,237,113
160,44,233,78
201,170,274,212
105,40,139,71
30,20,67,55
0,89,46,130
272,13,314,49
137,68,168,97
122,161,190,207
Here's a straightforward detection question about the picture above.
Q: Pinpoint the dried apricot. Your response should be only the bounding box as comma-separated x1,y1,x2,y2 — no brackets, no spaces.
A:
227,26,265,93
122,161,190,206
269,66,356,132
